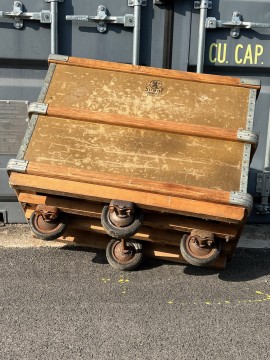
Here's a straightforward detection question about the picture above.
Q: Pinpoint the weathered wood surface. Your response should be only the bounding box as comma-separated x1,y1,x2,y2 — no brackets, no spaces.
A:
45,62,251,130
49,56,260,91
10,173,245,222
24,116,244,191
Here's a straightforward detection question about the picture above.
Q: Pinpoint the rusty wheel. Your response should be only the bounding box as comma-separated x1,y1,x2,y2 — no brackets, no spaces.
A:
180,233,221,267
106,239,143,271
29,211,67,241
101,205,143,240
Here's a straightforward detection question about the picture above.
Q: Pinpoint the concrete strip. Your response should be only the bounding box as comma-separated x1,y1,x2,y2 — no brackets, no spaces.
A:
0,224,269,249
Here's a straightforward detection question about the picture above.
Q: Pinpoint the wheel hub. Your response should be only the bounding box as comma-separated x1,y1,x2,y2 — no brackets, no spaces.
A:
35,213,61,233
112,241,135,262
186,230,216,259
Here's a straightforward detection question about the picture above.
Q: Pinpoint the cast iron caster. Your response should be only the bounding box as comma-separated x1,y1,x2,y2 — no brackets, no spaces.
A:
101,200,143,239
106,238,143,271
180,230,221,267
29,205,68,241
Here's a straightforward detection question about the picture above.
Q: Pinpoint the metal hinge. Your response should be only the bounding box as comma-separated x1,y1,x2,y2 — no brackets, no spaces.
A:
7,159,28,173
0,1,53,29
206,11,270,38
66,5,135,33
128,0,147,6
194,1,212,10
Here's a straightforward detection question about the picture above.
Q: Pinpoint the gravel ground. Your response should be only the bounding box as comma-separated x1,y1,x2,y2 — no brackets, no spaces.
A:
0,224,269,359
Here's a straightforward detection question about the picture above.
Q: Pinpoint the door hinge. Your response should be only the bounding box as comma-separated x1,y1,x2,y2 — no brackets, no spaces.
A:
206,11,270,38
66,5,135,33
194,1,212,10
128,0,147,6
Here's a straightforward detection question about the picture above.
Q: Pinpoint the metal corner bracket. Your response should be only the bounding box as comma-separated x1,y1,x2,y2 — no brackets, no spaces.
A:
237,129,259,146
230,192,253,214
240,78,261,87
7,159,29,174
28,102,48,116
128,0,147,6
66,6,135,33
48,54,69,62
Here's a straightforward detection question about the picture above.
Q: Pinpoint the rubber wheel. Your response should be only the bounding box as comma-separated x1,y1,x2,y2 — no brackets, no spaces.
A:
29,211,68,241
101,205,143,239
180,234,221,267
106,238,143,271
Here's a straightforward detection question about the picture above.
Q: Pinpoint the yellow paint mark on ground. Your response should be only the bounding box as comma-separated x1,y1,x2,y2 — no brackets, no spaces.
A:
168,301,174,304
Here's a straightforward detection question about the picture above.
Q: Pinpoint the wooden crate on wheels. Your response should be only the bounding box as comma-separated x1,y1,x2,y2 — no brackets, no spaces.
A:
7,55,260,270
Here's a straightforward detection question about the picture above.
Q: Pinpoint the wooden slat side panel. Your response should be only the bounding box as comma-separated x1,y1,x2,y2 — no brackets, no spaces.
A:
24,116,244,192
18,192,239,238
44,64,250,130
49,57,259,90
47,106,243,143
25,162,231,205
10,173,245,222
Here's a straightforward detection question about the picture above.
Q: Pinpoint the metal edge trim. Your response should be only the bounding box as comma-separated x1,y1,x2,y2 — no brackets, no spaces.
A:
48,54,69,62
17,63,56,160
240,143,251,193
237,129,259,146
6,159,29,174
230,191,253,214
246,89,257,131
28,102,48,115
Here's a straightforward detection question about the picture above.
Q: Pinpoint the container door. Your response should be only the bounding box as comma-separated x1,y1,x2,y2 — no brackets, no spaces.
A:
187,0,270,222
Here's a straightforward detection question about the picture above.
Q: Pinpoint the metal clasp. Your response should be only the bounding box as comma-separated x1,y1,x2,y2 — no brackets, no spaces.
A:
206,11,270,38
66,5,135,33
0,1,51,29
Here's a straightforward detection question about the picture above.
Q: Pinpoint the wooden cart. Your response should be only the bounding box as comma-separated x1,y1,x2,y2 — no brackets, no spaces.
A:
7,55,260,270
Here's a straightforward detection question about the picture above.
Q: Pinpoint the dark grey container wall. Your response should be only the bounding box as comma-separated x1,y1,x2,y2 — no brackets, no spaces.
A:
0,0,51,223
0,0,51,60
1,0,270,223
